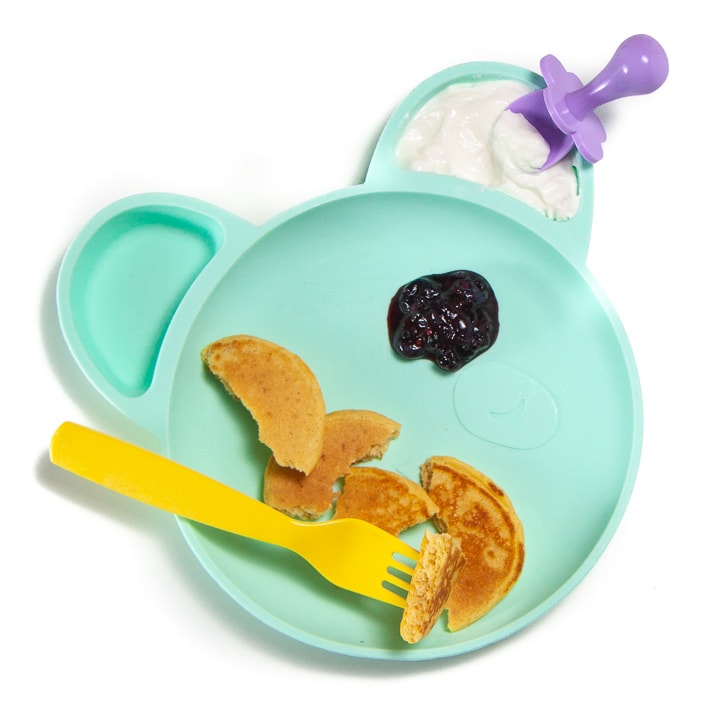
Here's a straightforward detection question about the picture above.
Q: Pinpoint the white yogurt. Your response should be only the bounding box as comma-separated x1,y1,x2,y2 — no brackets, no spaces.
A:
396,80,580,220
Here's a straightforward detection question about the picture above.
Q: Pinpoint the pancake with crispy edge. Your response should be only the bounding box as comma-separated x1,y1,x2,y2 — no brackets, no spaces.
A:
421,455,525,631
334,466,438,536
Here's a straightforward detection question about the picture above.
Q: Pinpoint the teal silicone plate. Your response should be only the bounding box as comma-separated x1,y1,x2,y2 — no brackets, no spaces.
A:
56,62,642,660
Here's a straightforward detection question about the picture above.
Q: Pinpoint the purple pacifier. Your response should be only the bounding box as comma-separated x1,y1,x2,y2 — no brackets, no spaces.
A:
509,34,669,169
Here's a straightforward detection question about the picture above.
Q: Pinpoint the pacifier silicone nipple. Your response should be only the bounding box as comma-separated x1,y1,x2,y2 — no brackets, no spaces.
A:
510,34,669,169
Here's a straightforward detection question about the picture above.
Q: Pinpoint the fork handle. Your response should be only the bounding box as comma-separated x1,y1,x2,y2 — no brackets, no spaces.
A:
50,422,298,544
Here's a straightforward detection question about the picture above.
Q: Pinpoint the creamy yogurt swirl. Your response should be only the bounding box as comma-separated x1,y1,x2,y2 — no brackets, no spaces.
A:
396,80,579,220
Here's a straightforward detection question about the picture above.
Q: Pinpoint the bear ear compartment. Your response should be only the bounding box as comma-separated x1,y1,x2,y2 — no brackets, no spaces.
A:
363,62,539,184
362,60,595,266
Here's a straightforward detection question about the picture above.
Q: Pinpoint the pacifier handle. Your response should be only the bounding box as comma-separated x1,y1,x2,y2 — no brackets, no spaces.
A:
562,34,668,122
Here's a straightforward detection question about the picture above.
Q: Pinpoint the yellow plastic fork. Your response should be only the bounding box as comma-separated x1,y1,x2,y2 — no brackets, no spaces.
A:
49,422,419,608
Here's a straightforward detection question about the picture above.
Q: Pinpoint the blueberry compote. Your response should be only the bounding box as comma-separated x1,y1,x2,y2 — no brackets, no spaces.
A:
387,270,499,372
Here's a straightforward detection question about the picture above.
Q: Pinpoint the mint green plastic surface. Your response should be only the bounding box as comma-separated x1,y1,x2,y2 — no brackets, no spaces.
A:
56,62,642,660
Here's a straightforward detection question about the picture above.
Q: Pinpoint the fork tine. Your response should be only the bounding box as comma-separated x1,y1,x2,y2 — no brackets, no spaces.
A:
389,553,417,578
313,518,421,607
378,580,410,608
378,549,418,607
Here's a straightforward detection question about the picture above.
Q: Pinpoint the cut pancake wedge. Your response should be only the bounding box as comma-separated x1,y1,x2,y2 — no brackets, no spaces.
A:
401,530,466,644
334,466,438,536
421,456,525,631
264,409,400,520
201,335,325,474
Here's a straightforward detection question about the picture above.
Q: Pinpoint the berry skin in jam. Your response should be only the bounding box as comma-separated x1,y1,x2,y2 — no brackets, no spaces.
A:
387,270,499,372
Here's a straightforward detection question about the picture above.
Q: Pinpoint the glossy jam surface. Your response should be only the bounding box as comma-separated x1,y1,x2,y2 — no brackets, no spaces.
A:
387,270,499,372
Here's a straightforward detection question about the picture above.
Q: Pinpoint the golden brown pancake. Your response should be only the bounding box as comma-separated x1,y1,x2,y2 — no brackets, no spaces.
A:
400,530,466,644
334,466,438,536
201,335,325,474
263,409,400,520
421,456,524,631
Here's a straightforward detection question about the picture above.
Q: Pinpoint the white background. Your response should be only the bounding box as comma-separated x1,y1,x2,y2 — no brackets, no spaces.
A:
3,1,718,717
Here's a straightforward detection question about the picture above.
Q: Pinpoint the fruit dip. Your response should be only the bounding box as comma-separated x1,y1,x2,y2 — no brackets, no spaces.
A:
387,270,499,372
395,80,580,220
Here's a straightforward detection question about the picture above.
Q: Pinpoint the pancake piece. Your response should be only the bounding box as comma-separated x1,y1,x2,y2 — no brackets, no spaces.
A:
421,456,524,631
201,335,325,474
334,466,438,536
264,410,400,520
400,530,466,644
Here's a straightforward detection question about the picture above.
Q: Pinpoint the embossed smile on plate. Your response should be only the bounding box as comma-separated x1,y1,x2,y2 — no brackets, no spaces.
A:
453,362,559,449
